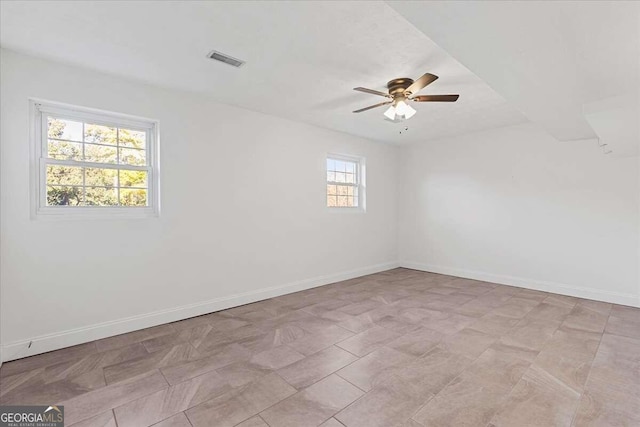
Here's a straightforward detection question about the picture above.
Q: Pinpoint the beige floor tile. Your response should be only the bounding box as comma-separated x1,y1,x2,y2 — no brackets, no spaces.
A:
260,374,363,427
114,370,230,427
609,305,640,321
150,412,192,427
452,298,501,318
95,324,175,353
68,411,117,427
571,387,640,426
488,365,580,427
104,343,200,384
287,325,353,356
335,326,400,357
337,313,378,333
596,333,640,361
44,343,149,383
504,317,562,351
604,315,640,339
335,375,434,427
562,305,608,333
421,313,477,335
440,328,498,358
160,343,252,385
337,300,384,316
319,418,345,427
185,373,295,427
587,340,640,396
469,313,520,336
141,324,212,353
7,269,640,427
216,361,271,388
59,371,168,425
543,294,579,308
525,302,573,322
413,372,510,427
337,347,415,391
393,347,473,395
250,345,305,370
386,327,443,357
490,298,540,319
277,346,358,389
235,416,270,426
0,342,98,378
464,345,533,389
0,366,106,405
575,299,612,315
396,307,450,324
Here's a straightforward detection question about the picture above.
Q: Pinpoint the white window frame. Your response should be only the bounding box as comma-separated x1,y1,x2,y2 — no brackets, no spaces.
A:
30,99,160,219
326,153,366,212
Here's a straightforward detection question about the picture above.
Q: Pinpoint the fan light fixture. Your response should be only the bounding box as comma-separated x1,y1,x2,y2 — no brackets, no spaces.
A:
385,100,416,121
352,73,459,121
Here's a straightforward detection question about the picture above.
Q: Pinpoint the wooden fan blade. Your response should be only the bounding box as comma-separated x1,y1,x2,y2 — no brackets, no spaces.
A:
411,94,459,102
353,100,393,113
353,87,392,98
405,73,438,95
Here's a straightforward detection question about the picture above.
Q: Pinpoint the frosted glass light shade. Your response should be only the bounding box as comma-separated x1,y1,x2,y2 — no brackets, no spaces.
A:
384,106,396,120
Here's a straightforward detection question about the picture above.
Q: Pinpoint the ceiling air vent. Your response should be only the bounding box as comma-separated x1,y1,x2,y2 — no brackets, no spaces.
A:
207,50,245,68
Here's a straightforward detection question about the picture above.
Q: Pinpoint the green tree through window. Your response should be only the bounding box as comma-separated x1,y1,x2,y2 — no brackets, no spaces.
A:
46,117,149,207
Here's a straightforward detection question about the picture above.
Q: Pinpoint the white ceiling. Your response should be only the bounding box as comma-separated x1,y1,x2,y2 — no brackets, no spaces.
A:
389,1,640,155
0,1,527,145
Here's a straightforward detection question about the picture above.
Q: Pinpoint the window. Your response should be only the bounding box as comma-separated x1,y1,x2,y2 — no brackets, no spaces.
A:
31,101,159,217
326,154,365,209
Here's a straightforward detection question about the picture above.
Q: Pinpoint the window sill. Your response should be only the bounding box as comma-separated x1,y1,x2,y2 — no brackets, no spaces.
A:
33,206,159,220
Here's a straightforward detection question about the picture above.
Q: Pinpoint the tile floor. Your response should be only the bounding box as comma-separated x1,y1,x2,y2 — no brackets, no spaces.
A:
1,268,639,426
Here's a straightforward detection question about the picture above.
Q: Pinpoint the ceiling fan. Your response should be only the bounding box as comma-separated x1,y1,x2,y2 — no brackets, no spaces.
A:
353,73,459,121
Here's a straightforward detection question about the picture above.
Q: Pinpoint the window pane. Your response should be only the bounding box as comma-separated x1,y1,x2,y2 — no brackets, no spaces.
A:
85,186,118,206
118,128,146,149
337,185,349,196
345,162,356,173
48,117,82,141
47,165,83,186
47,185,83,206
327,184,337,196
120,188,147,206
345,172,355,184
327,171,335,182
327,158,336,171
337,196,349,207
335,172,346,183
85,167,118,187
84,143,117,163
119,147,146,166
84,123,117,145
327,195,337,207
47,139,83,161
119,170,148,188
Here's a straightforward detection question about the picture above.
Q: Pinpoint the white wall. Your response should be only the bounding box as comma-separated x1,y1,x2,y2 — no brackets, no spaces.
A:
399,123,640,307
0,49,399,361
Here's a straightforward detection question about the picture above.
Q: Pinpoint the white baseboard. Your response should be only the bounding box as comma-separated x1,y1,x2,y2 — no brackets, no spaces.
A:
1,261,400,362
401,261,640,308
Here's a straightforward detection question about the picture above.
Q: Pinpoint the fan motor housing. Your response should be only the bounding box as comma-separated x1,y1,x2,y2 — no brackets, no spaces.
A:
387,78,414,96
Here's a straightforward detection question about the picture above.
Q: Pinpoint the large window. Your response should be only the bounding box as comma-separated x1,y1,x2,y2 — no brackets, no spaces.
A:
31,101,159,217
326,154,365,209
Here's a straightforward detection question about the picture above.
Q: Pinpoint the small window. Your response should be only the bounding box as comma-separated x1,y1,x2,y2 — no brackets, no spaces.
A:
326,154,365,209
31,101,159,217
